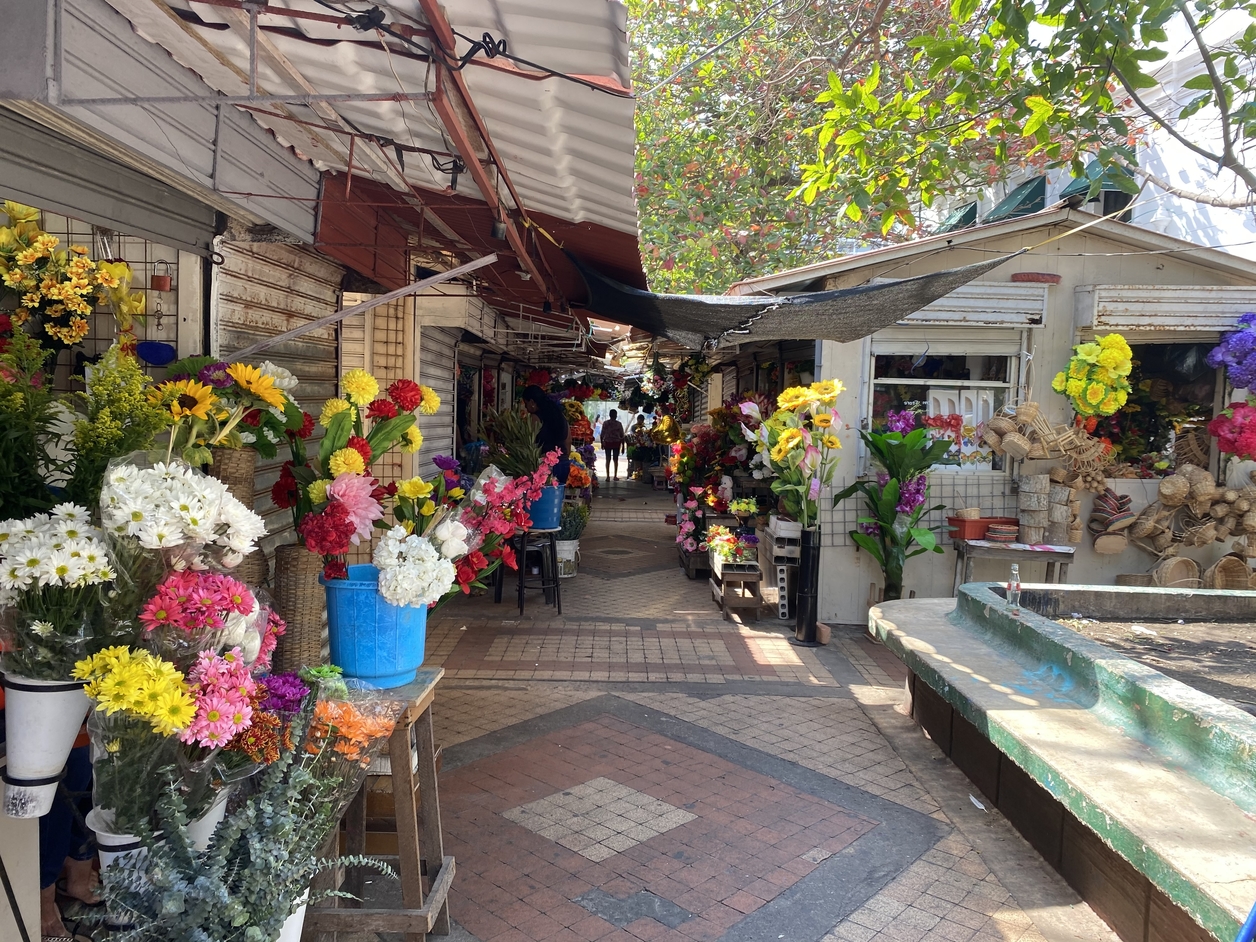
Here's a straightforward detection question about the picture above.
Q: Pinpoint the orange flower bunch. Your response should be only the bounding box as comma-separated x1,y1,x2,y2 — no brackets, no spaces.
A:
305,699,396,766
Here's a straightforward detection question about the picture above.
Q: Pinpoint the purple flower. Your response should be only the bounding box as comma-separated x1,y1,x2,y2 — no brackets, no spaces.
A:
1209,317,1256,389
198,361,233,389
433,454,460,472
885,409,917,433
877,472,890,486
260,672,309,714
859,522,881,536
895,474,928,514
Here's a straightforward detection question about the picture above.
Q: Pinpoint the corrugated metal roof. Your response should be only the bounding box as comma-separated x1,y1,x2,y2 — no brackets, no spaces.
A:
109,0,639,236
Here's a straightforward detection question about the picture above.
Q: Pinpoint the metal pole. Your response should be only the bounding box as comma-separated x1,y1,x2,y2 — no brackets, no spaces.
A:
248,6,258,97
211,104,224,192
231,254,498,358
61,92,434,107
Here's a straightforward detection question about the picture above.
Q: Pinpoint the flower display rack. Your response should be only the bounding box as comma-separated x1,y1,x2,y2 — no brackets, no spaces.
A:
678,545,711,580
709,568,762,622
710,553,760,579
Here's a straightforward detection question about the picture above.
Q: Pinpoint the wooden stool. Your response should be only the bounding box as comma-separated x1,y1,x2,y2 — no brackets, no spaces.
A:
710,570,762,621
305,668,453,941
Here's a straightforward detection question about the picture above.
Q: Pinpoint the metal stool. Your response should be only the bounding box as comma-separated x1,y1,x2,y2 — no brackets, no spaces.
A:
493,528,562,615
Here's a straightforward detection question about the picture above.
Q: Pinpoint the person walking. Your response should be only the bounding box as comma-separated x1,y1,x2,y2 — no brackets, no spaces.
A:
600,409,626,480
520,385,571,484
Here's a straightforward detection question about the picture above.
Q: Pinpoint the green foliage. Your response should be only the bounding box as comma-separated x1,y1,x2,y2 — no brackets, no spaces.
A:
0,330,63,517
65,345,170,506
558,501,590,540
629,0,955,292
484,407,543,477
797,0,1256,226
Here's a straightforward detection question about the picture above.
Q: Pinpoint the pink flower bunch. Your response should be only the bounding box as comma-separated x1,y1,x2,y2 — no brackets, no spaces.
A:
326,472,385,542
468,448,561,533
179,647,257,748
139,571,255,634
255,610,286,673
1209,402,1256,459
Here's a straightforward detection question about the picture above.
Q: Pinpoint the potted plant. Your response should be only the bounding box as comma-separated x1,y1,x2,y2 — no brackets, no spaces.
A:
833,414,956,603
556,502,590,578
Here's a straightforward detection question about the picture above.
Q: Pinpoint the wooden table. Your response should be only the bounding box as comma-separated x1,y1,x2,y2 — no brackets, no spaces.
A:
305,667,453,941
951,539,1075,595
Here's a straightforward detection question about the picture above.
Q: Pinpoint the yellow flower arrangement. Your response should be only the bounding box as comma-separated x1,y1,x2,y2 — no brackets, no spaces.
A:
307,478,332,504
226,362,285,409
157,378,218,421
328,447,366,476
419,385,441,415
397,476,433,500
320,398,354,427
1050,333,1132,417
342,368,380,406
73,647,194,736
401,425,424,452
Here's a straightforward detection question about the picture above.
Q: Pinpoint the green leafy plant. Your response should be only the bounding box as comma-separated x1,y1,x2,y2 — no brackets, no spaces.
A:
558,501,590,540
833,427,955,601
0,330,69,516
484,407,543,478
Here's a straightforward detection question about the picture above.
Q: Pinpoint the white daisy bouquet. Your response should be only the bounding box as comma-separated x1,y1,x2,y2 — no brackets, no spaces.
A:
372,526,457,609
0,503,117,679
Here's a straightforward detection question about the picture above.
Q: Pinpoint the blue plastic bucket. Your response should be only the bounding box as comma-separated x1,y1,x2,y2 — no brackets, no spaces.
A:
321,564,427,687
527,485,565,529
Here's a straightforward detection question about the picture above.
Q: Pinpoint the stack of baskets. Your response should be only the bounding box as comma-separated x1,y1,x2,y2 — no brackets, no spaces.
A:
985,522,1020,544
981,401,1113,493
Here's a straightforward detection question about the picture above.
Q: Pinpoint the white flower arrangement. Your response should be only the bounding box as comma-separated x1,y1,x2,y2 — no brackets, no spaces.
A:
0,503,117,599
259,360,298,391
373,526,456,609
100,461,267,559
432,519,471,559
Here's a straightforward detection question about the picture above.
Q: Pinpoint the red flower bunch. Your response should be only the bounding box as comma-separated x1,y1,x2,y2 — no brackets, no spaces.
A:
346,435,373,464
272,462,299,509
387,378,422,412
1209,401,1256,459
455,550,489,593
367,398,398,420
526,368,551,388
298,500,357,557
289,411,315,439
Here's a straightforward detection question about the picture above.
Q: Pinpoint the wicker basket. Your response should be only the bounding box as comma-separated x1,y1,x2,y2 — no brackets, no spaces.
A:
208,447,258,507
271,543,326,672
1014,401,1040,424
1001,431,1032,460
1151,556,1200,588
1158,475,1190,507
1115,573,1154,586
233,547,269,589
988,415,1018,436
1203,554,1250,589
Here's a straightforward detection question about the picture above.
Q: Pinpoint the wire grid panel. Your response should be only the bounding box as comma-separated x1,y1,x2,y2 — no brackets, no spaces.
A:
822,472,1016,547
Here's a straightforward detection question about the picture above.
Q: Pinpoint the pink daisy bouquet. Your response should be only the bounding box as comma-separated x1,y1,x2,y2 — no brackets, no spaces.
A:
139,570,257,670
179,648,257,752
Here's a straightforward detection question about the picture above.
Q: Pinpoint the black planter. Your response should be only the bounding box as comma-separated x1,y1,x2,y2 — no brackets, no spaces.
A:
792,527,821,646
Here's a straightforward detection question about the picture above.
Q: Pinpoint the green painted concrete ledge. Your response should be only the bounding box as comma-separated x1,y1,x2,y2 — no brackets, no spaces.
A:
870,584,1256,942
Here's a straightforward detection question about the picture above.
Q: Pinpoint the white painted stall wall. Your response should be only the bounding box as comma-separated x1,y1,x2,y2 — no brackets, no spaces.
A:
416,326,459,478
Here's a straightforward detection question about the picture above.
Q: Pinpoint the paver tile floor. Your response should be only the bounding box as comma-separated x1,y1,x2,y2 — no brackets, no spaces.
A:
340,476,1118,942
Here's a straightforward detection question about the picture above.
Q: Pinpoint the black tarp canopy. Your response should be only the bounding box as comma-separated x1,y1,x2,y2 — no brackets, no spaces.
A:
568,250,1026,349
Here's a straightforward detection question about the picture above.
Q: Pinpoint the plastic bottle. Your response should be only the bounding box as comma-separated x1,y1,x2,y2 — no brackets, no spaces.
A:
1007,563,1021,613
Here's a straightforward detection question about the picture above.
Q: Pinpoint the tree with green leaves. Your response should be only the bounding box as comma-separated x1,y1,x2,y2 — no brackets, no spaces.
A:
628,0,959,292
795,0,1256,231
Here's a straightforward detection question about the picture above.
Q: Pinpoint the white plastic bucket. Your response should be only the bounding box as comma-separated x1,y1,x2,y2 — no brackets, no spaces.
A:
277,892,310,942
1,675,90,818
186,786,234,851
556,540,579,578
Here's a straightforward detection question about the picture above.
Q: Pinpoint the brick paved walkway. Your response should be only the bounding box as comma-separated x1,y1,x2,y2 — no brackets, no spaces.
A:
348,477,1118,942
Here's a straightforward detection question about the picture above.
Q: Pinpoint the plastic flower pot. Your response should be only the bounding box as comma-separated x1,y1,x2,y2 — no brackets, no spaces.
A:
185,785,234,851
0,675,90,818
527,484,566,530
556,539,579,578
87,807,152,930
321,564,427,688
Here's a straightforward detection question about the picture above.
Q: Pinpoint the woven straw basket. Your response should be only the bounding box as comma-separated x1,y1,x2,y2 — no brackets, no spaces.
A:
208,447,257,506
1204,555,1250,590
1151,556,1200,588
271,543,326,672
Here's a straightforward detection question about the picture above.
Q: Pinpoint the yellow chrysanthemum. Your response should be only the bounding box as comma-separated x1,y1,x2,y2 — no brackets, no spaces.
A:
1084,382,1106,405
162,379,218,421
342,368,380,406
397,476,433,500
809,379,843,404
319,398,354,427
227,362,285,409
401,426,423,453
419,385,441,416
307,478,332,504
151,689,196,735
1115,389,1129,408
777,386,816,411
419,499,437,516
821,434,842,449
1051,371,1067,394
328,448,366,476
1065,378,1085,398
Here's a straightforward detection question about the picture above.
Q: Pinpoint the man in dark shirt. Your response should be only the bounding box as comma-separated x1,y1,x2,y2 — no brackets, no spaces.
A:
521,385,571,484
599,409,625,480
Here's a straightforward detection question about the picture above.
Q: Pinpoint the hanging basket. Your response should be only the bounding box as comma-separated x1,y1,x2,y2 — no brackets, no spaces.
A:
271,543,326,673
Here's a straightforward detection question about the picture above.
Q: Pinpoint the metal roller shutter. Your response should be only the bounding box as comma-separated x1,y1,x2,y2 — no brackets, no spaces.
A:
417,327,458,477
211,241,344,549
0,108,216,255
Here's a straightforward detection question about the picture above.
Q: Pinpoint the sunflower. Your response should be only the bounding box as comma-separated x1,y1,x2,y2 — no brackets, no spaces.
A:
163,379,217,421
813,412,833,428
809,379,844,404
770,428,804,462
227,362,285,409
821,434,842,450
777,387,815,411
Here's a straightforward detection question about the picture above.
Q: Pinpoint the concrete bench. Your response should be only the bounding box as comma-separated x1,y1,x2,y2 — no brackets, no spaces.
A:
870,583,1256,942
